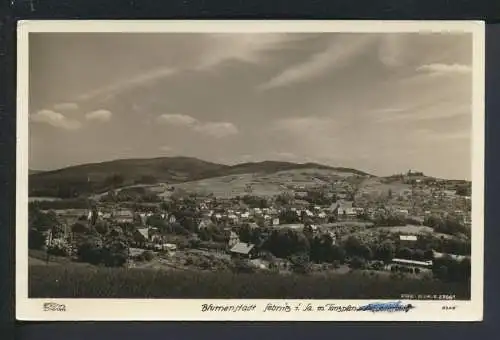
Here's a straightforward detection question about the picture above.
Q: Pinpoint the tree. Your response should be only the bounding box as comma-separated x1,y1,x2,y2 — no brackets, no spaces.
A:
359,244,373,260
50,223,66,239
72,222,89,234
29,229,46,250
30,209,60,232
342,236,374,261
455,184,471,196
349,256,366,269
375,241,395,263
328,244,346,263
77,234,104,265
434,265,449,281
279,209,300,224
238,224,253,243
289,253,311,274
94,221,110,235
109,226,123,238
90,207,98,226
397,247,413,260
102,237,129,267
424,249,434,260
171,222,189,236
146,214,167,231
413,249,425,261
263,229,308,259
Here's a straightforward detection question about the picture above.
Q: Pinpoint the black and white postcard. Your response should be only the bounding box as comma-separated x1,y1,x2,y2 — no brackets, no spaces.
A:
16,20,485,321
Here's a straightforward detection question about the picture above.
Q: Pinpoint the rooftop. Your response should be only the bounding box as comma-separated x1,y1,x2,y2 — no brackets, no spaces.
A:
400,235,418,241
230,242,255,255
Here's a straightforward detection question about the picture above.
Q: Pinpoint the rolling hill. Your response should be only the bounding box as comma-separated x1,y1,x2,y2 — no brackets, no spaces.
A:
28,157,371,198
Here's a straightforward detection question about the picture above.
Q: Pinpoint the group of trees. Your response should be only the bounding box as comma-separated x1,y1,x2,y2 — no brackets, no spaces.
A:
309,234,345,263
432,255,471,283
30,173,128,199
101,187,161,203
29,205,63,250
29,199,90,210
278,209,302,224
455,183,472,196
301,190,336,206
424,215,469,236
241,195,270,209
263,229,310,259
370,212,409,227
76,232,129,267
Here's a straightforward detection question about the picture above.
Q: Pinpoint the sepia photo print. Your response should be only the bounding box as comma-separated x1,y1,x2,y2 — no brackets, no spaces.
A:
16,20,485,321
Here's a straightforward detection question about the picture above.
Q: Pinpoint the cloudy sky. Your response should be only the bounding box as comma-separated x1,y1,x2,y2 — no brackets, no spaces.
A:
29,32,473,179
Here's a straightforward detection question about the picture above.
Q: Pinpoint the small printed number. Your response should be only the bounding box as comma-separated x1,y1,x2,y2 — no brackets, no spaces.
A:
442,306,456,311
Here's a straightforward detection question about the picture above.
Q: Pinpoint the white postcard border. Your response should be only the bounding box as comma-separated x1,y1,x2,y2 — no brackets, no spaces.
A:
16,20,485,321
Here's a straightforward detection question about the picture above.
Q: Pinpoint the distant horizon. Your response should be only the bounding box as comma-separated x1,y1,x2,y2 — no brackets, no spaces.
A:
27,155,471,181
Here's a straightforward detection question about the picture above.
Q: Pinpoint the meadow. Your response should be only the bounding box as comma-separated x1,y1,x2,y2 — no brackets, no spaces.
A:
29,264,470,299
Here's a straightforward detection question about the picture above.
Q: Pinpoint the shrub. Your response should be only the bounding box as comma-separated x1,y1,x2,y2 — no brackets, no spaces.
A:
231,259,256,273
47,239,71,257
349,256,366,270
138,250,155,262
184,257,194,266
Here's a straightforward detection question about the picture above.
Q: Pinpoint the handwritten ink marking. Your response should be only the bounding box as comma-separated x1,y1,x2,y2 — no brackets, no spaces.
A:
325,304,359,312
201,303,256,313
43,302,66,312
357,301,414,313
262,303,291,313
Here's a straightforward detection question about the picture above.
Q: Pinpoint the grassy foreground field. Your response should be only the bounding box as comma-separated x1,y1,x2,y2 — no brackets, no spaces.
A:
29,265,470,299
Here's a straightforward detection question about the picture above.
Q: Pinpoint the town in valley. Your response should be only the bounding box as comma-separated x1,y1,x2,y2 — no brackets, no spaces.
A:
28,159,472,293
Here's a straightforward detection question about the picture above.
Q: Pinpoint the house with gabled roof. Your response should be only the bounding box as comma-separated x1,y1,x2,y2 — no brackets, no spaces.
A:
229,242,258,259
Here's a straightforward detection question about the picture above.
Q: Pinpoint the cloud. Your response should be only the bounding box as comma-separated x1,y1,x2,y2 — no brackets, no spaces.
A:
156,113,239,138
374,102,470,123
157,113,199,127
194,122,239,138
159,145,173,152
416,63,472,75
378,35,408,67
77,67,178,101
196,33,304,70
30,110,82,130
413,128,470,142
53,102,79,111
271,117,336,133
85,109,113,122
259,35,377,90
